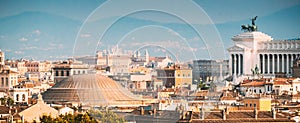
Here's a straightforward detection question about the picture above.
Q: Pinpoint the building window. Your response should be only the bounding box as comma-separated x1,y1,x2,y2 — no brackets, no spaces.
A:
16,94,19,101
5,77,8,86
78,71,80,74
73,71,76,75
66,71,70,76
22,94,26,101
254,104,256,107
1,77,3,86
254,89,256,93
250,103,252,107
246,103,248,107
55,71,59,76
259,89,262,93
183,74,185,77
61,71,64,76
83,71,85,74
168,73,172,77
178,74,180,77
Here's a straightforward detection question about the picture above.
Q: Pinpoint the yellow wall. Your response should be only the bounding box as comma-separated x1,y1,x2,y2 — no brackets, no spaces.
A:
129,66,150,74
175,69,192,87
242,98,271,111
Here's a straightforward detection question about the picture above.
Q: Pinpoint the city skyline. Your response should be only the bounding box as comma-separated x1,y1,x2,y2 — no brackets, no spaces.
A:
0,0,300,61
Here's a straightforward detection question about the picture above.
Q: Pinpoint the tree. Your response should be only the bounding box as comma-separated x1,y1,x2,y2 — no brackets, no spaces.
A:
7,97,14,106
0,97,14,106
89,109,125,123
0,97,6,105
40,112,98,123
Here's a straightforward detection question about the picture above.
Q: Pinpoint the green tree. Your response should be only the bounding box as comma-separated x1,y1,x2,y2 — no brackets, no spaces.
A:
6,97,14,106
40,115,54,123
89,109,124,123
0,97,6,105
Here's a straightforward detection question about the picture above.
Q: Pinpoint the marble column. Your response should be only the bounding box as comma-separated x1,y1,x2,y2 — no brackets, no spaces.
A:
277,54,279,73
230,54,232,75
234,54,237,76
286,54,289,74
267,54,270,74
262,54,265,74
238,54,241,75
272,54,275,74
282,54,285,73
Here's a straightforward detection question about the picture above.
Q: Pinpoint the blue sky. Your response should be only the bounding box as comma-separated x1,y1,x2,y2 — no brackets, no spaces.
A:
0,0,300,61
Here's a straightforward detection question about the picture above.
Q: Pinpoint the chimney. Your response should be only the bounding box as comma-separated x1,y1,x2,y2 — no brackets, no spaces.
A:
222,109,226,120
272,107,276,119
254,108,258,119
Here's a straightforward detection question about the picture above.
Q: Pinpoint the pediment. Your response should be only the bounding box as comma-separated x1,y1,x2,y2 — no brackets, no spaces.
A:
227,45,244,52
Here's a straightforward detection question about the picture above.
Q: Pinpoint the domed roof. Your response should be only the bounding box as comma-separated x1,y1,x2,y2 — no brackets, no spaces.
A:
42,74,143,106
232,31,273,42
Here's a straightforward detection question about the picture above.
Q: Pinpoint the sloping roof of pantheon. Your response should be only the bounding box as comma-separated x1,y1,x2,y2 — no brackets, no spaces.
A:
42,74,145,107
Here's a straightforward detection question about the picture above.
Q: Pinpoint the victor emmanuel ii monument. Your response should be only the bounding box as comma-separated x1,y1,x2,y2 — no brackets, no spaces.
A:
228,16,300,83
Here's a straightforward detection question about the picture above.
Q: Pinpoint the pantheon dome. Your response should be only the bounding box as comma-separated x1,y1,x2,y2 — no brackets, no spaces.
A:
42,74,146,107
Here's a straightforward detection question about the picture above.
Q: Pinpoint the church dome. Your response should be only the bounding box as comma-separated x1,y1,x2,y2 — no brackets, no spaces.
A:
42,74,144,106
232,31,273,42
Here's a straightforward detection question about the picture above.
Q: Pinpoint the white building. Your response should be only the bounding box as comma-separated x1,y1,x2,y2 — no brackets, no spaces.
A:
97,47,131,75
239,80,273,96
52,60,88,83
9,87,29,104
58,106,74,115
228,31,300,81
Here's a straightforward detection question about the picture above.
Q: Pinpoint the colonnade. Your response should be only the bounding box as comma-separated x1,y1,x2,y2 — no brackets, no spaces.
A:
259,54,300,74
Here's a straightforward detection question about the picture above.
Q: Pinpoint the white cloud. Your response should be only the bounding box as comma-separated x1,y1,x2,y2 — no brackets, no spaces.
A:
34,38,39,42
14,51,24,54
3,49,11,52
80,33,91,38
46,42,64,50
33,29,41,35
22,46,38,50
19,37,28,42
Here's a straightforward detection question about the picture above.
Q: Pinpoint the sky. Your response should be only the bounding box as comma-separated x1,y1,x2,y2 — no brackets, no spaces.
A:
0,0,300,61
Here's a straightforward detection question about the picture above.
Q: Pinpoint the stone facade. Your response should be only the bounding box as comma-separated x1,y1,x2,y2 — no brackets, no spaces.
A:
228,31,300,80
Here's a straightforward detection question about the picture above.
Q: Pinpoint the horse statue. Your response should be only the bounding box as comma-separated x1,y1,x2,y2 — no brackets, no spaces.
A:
241,16,258,32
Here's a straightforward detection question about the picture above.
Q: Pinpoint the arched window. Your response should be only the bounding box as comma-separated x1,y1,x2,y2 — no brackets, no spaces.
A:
61,71,64,76
83,71,85,74
22,94,26,101
55,71,59,76
78,71,80,74
66,71,70,76
16,94,19,101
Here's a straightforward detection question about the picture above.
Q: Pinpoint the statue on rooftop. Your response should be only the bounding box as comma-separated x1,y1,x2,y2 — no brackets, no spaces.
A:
251,16,257,26
241,16,258,32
